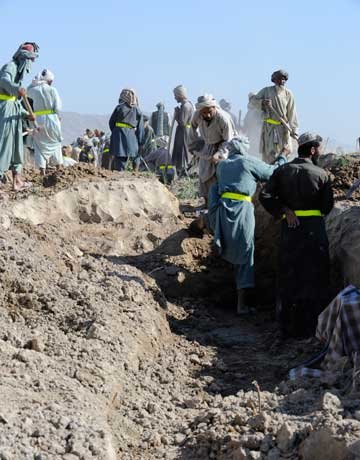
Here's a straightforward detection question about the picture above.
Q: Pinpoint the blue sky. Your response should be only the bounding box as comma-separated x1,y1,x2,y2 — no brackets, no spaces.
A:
0,0,359,145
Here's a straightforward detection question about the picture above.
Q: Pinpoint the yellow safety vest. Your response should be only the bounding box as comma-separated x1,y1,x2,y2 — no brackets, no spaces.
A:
282,210,323,219
159,165,175,170
115,122,134,128
264,118,281,125
0,94,16,101
221,192,252,202
34,109,56,116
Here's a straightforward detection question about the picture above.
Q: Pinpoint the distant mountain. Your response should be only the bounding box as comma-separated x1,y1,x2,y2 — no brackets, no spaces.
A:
324,138,357,154
60,112,110,144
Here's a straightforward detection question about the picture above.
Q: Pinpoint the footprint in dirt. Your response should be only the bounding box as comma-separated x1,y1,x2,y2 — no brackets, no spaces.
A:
43,173,58,188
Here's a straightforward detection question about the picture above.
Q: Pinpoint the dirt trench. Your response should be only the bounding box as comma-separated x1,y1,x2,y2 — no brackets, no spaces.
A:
1,170,360,460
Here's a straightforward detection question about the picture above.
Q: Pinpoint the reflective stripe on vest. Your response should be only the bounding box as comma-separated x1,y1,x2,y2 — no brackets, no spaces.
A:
159,165,175,170
185,124,191,128
282,209,323,219
221,192,252,202
115,122,134,128
34,109,56,116
264,118,281,125
0,94,16,101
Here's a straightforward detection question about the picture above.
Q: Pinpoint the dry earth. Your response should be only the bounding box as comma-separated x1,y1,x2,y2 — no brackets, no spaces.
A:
0,163,360,459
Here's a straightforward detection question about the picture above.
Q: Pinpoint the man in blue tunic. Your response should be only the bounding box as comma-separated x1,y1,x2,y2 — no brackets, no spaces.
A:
0,42,39,193
208,136,288,314
109,88,145,171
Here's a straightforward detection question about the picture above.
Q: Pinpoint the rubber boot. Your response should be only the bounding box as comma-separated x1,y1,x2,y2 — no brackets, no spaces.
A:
237,289,250,316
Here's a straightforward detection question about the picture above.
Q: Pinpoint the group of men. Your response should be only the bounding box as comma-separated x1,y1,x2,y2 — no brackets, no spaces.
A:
0,43,334,340
189,70,332,340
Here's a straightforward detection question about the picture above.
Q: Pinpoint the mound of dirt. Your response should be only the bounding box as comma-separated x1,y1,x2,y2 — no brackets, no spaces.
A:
1,164,360,459
2,164,119,201
328,156,360,200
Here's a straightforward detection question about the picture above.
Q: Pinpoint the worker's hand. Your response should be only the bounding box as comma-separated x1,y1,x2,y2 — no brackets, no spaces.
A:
263,99,272,109
291,129,298,140
284,208,300,229
281,145,291,157
211,152,223,165
27,113,36,121
18,87,26,98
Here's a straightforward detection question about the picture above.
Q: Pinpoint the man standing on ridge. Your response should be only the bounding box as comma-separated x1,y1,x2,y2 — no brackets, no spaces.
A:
251,69,298,163
27,69,63,175
0,42,39,192
172,85,194,175
109,88,145,171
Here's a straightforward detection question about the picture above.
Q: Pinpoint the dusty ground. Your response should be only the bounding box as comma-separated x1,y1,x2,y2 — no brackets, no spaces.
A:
0,164,360,459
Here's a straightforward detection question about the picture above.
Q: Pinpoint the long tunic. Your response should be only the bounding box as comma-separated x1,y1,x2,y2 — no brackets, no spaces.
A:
27,82,63,168
208,153,286,289
172,100,194,172
150,110,170,136
243,100,263,156
0,61,28,176
260,158,334,337
190,109,236,197
109,102,144,158
251,86,298,163
142,124,156,158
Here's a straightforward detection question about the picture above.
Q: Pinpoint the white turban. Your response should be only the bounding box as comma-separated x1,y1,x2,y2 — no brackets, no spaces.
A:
173,85,187,99
195,94,218,110
39,68,55,82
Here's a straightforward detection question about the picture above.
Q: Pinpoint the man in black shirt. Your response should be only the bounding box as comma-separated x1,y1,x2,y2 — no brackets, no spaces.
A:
260,132,334,338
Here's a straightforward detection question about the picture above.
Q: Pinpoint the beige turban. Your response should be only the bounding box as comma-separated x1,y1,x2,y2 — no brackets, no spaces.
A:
173,85,187,99
195,94,218,110
119,88,138,107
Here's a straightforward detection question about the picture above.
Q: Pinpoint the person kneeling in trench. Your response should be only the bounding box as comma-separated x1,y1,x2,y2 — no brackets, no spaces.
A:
207,136,289,315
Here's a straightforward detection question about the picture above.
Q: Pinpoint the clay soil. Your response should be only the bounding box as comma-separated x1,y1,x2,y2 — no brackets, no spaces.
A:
0,165,360,459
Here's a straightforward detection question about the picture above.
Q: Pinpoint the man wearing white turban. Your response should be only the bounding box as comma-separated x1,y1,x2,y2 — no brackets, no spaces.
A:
189,94,236,204
250,70,298,163
172,85,194,175
27,68,63,175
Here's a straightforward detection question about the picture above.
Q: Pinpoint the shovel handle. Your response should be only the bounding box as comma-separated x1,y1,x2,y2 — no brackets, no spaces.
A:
22,94,38,128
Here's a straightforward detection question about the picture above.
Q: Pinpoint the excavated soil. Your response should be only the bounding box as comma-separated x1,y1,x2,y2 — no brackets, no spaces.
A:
1,165,360,459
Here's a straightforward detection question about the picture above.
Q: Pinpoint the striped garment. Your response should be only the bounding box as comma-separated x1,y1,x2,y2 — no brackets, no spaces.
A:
289,285,360,379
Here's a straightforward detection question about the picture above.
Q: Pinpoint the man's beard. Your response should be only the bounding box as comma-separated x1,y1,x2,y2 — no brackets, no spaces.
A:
312,154,320,165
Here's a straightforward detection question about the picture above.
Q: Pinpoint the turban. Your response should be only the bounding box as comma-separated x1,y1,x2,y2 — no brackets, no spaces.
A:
195,94,218,110
39,68,55,82
227,136,250,156
173,85,187,99
271,69,289,83
219,99,231,111
119,88,138,107
297,132,323,147
156,136,169,149
12,42,39,81
13,42,39,61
